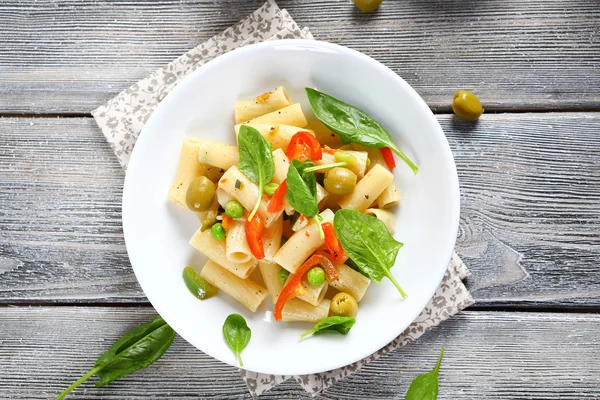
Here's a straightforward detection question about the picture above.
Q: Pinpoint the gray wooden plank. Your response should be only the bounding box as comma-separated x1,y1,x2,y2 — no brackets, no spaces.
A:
1,114,599,306
0,307,598,399
0,0,599,113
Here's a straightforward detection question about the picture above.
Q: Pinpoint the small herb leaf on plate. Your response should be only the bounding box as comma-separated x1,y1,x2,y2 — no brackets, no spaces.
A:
334,209,407,298
55,316,175,399
222,314,252,367
237,125,275,220
305,88,418,174
300,316,356,339
405,348,445,400
286,159,319,217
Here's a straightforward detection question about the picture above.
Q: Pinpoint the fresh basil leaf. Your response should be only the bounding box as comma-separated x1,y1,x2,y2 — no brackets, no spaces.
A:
55,316,175,399
405,348,445,400
286,159,319,217
305,88,418,174
237,125,275,219
334,209,407,298
300,316,356,339
222,314,251,367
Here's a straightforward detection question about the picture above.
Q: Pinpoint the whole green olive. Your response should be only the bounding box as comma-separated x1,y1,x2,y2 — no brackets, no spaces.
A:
353,0,383,13
324,167,357,195
186,176,215,212
330,292,359,317
452,90,483,121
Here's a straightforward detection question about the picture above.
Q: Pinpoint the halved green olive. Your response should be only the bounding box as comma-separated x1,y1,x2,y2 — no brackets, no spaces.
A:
324,167,357,195
186,176,215,212
452,90,483,121
330,292,359,317
354,0,383,13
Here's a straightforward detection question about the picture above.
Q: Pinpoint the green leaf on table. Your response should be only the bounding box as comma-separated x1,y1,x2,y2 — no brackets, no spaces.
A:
305,87,418,174
333,209,407,298
237,125,275,220
222,314,252,367
55,316,175,399
300,316,356,339
285,159,319,218
405,348,445,400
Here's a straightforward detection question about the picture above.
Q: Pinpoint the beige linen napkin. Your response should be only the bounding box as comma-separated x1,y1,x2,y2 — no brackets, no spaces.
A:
92,1,474,398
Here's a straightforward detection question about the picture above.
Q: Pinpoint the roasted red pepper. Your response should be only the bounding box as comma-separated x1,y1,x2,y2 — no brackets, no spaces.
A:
286,131,323,162
267,180,287,213
380,147,396,170
274,254,338,321
245,212,265,260
221,215,233,230
322,222,347,262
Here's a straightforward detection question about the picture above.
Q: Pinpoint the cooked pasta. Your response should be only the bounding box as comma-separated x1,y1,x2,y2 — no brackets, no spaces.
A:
170,86,413,339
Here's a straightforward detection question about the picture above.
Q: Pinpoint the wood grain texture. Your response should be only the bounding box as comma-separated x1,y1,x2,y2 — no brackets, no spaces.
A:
1,114,599,306
0,0,599,113
0,307,598,399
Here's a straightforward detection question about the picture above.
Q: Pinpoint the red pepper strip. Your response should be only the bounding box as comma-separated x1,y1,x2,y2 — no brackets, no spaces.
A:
273,255,338,321
245,212,265,260
380,147,396,170
221,215,233,230
322,222,347,262
286,131,323,161
267,180,287,213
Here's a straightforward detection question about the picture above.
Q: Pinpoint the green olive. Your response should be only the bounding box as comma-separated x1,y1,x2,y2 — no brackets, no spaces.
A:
330,292,359,317
186,176,215,212
182,266,218,300
452,90,483,121
324,167,357,195
353,0,383,13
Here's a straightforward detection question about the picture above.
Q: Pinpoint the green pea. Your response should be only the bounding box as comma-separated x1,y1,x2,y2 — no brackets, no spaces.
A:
277,268,290,283
334,151,357,168
307,267,325,286
225,200,244,218
264,182,279,196
211,223,226,240
452,90,483,121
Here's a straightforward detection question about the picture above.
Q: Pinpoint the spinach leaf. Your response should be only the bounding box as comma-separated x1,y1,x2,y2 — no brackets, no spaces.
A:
305,88,418,174
222,314,252,367
56,316,175,399
334,209,407,298
300,316,356,339
405,348,445,400
286,159,319,217
237,125,275,220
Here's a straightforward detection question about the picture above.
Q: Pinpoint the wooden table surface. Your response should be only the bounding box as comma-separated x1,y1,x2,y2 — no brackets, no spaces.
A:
1,1,599,399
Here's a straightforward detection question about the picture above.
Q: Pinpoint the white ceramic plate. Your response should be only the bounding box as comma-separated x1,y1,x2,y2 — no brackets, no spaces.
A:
123,40,459,376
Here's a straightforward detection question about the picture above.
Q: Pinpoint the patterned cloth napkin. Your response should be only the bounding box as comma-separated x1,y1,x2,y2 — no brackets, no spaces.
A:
92,1,474,398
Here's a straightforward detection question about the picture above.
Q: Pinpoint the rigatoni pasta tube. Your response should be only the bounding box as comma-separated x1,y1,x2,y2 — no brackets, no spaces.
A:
235,124,315,150
258,261,285,303
168,138,204,208
338,165,394,212
189,228,256,279
197,140,239,170
329,263,371,302
377,182,402,209
218,166,282,228
282,298,331,323
315,151,368,178
234,86,292,123
365,208,396,234
225,221,253,264
200,260,267,312
273,209,335,273
305,118,343,148
285,275,328,306
263,216,283,262
246,103,308,127
271,149,295,215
